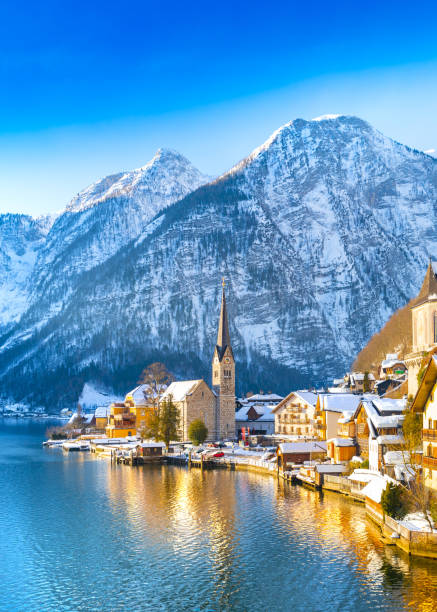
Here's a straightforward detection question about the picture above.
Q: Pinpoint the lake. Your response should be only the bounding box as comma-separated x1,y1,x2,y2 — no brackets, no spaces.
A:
1,418,437,611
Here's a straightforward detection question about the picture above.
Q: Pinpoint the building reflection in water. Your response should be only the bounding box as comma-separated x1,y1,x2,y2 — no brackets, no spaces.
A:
101,461,437,610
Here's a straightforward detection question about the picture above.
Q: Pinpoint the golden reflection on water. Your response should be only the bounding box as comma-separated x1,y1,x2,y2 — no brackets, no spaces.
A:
101,463,437,610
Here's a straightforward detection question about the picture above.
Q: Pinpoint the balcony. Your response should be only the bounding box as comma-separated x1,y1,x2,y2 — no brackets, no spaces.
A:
423,456,437,469
423,429,437,441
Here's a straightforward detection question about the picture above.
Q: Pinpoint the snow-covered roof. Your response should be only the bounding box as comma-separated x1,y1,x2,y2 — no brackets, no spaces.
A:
279,441,327,454
161,380,202,402
68,411,94,425
138,442,166,448
321,394,363,413
376,434,404,445
361,399,405,430
361,475,397,503
246,393,283,402
126,384,149,404
235,404,275,422
327,437,356,447
351,372,375,382
381,358,405,369
314,464,347,474
274,390,317,413
384,450,410,465
348,469,381,484
95,406,110,418
371,398,405,414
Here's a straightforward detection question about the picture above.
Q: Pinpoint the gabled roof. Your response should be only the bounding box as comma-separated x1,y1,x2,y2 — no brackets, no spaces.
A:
413,260,437,308
272,391,317,413
247,393,283,402
161,380,204,402
95,406,110,418
411,355,437,412
278,441,327,454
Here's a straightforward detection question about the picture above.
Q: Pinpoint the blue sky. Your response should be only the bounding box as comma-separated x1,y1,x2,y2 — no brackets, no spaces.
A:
1,0,437,215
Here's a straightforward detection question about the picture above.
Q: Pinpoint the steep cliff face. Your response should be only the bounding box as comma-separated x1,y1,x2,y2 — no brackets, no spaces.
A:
1,116,437,409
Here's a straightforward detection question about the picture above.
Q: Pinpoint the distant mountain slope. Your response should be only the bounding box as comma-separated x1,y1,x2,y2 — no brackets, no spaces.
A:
1,115,437,410
0,213,55,330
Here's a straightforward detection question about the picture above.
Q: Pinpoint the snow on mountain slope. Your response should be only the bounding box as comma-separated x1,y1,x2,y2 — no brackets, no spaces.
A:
0,214,54,329
1,116,437,410
27,148,211,317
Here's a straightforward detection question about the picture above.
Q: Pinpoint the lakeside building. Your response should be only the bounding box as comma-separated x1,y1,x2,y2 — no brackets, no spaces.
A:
354,398,405,471
314,394,364,440
412,355,437,490
106,402,137,438
235,403,276,437
272,391,317,438
277,441,327,469
406,260,437,397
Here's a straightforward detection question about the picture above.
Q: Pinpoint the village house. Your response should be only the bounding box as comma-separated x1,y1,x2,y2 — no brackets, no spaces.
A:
106,402,137,438
406,260,437,397
314,394,363,441
95,406,110,430
354,397,405,471
235,402,276,438
411,355,437,491
277,441,327,470
347,372,376,393
379,353,407,379
273,391,317,438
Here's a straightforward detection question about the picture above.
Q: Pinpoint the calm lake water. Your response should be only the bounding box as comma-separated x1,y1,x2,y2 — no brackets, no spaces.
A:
1,419,437,611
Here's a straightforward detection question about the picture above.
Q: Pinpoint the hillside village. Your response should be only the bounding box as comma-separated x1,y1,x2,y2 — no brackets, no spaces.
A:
39,261,437,557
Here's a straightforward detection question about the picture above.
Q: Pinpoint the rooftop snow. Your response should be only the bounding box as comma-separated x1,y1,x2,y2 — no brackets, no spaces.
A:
161,380,202,402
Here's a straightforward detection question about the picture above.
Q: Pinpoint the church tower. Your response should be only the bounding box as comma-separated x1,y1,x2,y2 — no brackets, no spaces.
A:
212,280,236,440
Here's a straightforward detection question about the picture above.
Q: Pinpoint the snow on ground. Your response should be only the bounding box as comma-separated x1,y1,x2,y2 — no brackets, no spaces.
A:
78,383,123,410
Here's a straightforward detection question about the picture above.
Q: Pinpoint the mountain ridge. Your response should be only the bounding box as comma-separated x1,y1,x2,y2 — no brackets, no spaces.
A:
1,115,437,410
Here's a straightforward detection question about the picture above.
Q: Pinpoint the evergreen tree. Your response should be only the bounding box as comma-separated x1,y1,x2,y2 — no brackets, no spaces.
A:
188,419,208,445
381,482,408,520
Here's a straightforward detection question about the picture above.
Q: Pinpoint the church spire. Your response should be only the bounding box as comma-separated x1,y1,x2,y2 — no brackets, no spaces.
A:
416,258,437,306
216,278,231,358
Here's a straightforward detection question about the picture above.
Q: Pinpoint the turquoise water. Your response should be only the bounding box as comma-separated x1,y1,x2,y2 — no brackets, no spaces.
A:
1,418,437,611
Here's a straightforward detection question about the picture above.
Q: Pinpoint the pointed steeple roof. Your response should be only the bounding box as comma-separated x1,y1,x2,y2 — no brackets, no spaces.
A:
216,279,232,359
415,259,437,307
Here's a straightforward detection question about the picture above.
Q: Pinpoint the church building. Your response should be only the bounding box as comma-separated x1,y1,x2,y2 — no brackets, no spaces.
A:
160,281,236,441
406,260,437,397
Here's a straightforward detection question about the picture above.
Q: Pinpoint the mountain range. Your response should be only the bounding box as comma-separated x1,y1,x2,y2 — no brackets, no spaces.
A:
1,115,436,411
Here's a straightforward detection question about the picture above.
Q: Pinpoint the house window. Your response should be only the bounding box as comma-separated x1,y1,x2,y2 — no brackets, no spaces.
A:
224,369,231,378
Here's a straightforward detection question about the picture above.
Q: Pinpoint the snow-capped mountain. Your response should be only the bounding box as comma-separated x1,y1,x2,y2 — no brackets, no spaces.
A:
1,115,437,410
29,148,211,319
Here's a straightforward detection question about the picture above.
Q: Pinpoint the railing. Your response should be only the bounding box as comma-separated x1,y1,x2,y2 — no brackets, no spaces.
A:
423,456,437,469
423,429,437,441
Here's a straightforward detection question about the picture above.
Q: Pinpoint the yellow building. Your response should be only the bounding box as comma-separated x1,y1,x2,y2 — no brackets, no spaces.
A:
412,355,437,491
95,406,110,430
105,402,137,438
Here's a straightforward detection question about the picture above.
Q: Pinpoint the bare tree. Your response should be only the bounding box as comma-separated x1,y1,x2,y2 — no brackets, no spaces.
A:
138,362,174,411
400,407,436,531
